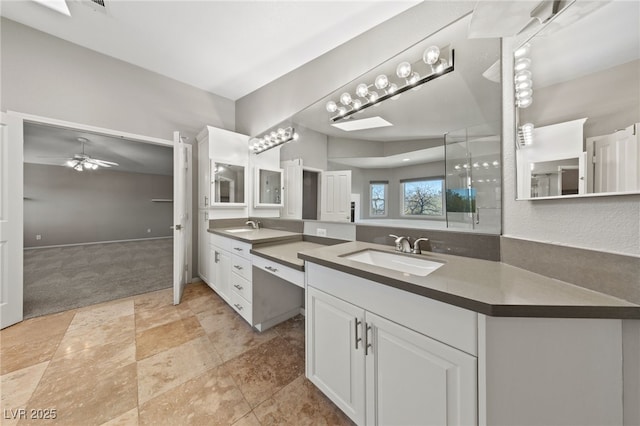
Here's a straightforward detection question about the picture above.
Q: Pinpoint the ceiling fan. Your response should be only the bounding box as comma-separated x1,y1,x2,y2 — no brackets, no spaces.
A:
62,137,119,171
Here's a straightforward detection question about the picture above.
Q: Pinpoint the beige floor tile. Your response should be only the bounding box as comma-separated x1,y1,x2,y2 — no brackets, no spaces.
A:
99,408,139,426
273,314,305,349
0,310,75,375
134,290,193,332
232,411,261,426
182,282,216,303
137,335,222,404
205,311,278,362
139,364,250,426
194,303,238,335
49,337,135,374
253,376,354,426
226,336,304,408
21,362,138,426
0,362,49,426
54,314,135,358
136,315,205,361
68,299,134,330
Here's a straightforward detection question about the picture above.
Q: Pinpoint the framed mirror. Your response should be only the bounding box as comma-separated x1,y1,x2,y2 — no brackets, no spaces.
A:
514,0,640,200
254,167,284,208
257,13,502,234
213,162,245,205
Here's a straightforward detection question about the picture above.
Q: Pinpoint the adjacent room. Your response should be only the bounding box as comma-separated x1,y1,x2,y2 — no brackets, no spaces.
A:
22,122,174,318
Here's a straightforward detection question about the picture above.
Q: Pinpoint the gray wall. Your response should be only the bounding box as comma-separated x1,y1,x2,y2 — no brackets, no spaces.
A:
280,124,328,171
2,18,236,273
502,38,640,257
24,164,173,248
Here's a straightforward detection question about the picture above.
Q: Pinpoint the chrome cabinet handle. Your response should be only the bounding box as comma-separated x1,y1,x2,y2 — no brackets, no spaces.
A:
364,323,372,356
233,265,243,270
234,284,243,290
265,266,278,273
355,318,362,349
204,195,208,207
234,303,243,311
214,251,220,263
233,247,243,252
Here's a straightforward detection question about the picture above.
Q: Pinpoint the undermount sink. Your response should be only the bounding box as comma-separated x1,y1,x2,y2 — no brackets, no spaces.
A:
225,228,255,233
342,249,443,277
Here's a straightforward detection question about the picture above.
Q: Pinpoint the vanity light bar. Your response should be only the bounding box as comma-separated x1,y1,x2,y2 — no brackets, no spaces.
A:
250,127,298,154
514,43,533,109
327,47,454,123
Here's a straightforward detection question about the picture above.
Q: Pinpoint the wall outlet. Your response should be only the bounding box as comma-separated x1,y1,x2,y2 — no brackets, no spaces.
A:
147,228,151,233
36,234,42,240
316,228,327,237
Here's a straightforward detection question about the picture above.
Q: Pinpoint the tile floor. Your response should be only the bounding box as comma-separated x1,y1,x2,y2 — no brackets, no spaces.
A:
0,282,353,425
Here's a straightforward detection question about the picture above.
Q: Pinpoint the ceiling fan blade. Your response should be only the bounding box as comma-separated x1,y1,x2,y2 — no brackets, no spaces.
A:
89,159,119,167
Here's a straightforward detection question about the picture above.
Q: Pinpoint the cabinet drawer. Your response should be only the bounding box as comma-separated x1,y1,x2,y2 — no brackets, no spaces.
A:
210,234,232,251
230,290,252,324
231,273,252,303
231,240,252,260
231,255,252,281
252,255,304,288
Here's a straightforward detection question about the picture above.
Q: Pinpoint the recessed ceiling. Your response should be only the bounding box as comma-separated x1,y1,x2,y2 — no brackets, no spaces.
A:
0,0,421,101
23,122,174,176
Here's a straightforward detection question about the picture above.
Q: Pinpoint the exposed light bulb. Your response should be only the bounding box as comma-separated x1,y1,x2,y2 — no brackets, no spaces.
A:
515,79,533,91
482,162,489,168
277,128,285,136
514,57,531,72
396,61,412,79
337,106,347,116
374,74,388,90
387,83,398,94
433,58,448,73
352,99,362,110
516,88,533,99
516,96,533,108
368,91,379,103
422,45,440,65
408,71,420,85
492,160,500,167
66,160,75,167
293,132,299,141
326,101,337,113
514,70,532,83
340,92,352,106
270,131,277,139
521,122,534,133
356,83,369,98
514,43,530,59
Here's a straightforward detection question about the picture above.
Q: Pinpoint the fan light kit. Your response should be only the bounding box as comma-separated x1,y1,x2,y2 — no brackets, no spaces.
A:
66,137,119,171
325,45,454,123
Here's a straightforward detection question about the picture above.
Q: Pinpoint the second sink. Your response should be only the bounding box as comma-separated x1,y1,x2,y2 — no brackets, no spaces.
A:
342,249,443,277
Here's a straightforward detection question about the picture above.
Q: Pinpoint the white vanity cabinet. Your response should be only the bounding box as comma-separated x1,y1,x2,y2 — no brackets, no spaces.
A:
306,263,477,426
198,211,210,282
208,238,231,303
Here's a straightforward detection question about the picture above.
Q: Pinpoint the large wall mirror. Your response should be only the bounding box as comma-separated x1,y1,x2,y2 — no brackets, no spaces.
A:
515,0,640,200
254,13,502,233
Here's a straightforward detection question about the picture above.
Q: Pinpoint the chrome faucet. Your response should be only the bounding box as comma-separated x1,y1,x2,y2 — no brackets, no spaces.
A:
389,234,412,253
246,220,260,230
411,238,430,254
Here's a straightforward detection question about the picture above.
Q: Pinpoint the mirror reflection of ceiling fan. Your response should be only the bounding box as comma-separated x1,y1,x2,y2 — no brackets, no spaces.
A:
47,137,120,171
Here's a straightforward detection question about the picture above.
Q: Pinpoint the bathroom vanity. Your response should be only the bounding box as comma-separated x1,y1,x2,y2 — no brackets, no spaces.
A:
299,241,640,426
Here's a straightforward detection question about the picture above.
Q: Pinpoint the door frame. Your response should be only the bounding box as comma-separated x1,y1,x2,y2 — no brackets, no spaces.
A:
8,111,192,321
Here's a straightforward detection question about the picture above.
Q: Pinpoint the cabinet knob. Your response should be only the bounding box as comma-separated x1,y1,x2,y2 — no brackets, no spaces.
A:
234,265,243,270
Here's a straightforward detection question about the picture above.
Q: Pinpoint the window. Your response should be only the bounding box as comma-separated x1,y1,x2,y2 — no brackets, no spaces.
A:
369,181,388,216
401,178,444,217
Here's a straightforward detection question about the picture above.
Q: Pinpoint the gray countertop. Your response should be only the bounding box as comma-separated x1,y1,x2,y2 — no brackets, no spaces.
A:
208,227,301,244
251,241,326,271
298,241,640,319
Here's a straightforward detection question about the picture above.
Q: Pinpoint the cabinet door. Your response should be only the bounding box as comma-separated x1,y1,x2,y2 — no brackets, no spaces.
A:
197,138,211,209
365,312,477,426
198,211,209,283
209,246,231,303
307,287,366,425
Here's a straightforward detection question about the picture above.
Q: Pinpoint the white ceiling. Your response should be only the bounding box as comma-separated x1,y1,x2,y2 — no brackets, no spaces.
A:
1,0,421,101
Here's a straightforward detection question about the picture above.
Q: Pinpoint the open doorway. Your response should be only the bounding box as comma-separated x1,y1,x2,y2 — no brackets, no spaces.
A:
22,122,175,318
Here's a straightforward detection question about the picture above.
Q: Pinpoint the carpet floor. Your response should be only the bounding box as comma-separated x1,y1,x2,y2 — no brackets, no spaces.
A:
23,238,173,319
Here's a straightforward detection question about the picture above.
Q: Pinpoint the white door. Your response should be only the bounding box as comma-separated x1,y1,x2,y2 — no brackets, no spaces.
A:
173,132,191,305
281,159,302,219
0,113,23,329
320,170,352,222
592,124,639,193
365,312,477,426
307,286,366,425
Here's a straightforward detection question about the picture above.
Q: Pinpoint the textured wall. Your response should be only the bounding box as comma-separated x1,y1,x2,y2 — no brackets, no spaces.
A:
24,164,173,248
501,38,640,256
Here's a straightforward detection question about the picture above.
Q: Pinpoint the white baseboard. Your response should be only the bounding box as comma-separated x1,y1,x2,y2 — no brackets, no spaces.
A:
24,236,173,250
